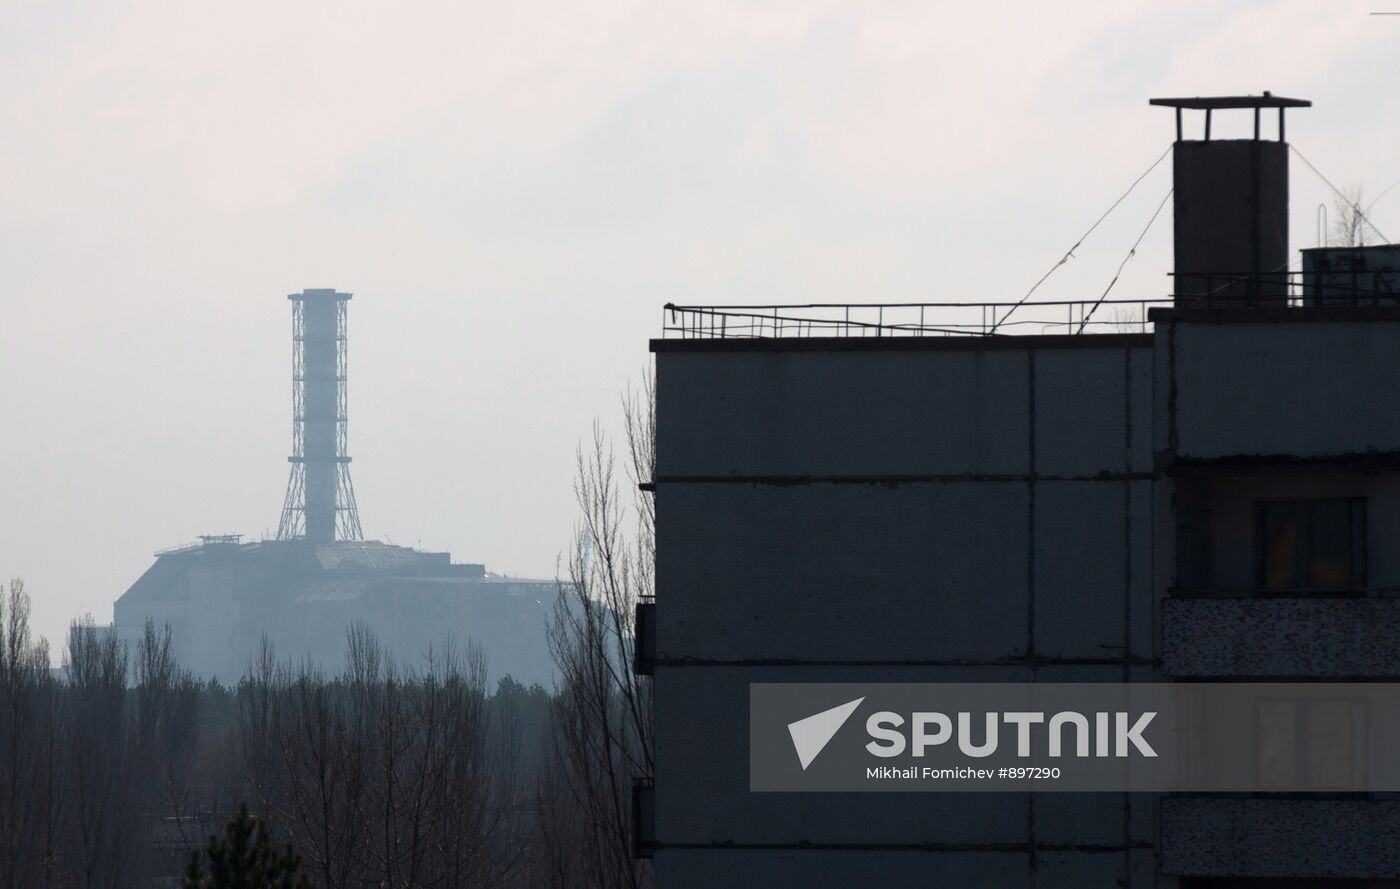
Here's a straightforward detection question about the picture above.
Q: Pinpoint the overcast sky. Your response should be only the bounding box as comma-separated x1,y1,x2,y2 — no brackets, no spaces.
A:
2,0,1398,651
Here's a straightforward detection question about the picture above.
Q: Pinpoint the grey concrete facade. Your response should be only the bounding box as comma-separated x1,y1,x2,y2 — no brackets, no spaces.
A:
649,309,1400,886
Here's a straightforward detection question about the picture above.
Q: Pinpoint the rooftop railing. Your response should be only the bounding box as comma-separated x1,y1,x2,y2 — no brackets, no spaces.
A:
662,299,1171,339
661,270,1400,339
1172,268,1400,307
153,534,244,557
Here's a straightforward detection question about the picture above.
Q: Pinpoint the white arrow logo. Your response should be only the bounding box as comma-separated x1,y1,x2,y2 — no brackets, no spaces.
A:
787,697,865,770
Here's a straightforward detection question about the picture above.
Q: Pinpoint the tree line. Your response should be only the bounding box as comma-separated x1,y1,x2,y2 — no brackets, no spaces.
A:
0,581,645,889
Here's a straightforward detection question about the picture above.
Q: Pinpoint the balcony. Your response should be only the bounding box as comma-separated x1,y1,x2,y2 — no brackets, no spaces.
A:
1162,595,1400,677
1160,797,1400,879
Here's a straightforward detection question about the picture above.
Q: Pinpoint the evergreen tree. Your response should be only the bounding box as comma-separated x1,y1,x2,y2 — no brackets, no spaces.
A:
182,804,310,889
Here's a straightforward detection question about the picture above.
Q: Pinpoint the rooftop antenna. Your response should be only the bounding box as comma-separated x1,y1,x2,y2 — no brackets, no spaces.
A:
277,289,363,543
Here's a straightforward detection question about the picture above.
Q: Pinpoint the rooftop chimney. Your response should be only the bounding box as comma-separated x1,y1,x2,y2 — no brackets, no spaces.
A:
1150,93,1310,307
277,289,363,544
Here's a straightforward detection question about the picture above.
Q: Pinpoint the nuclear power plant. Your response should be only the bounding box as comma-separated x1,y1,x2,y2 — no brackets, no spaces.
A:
113,289,557,685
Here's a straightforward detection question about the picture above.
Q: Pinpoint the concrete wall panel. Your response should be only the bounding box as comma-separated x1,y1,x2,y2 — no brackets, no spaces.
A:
657,350,1032,478
1169,320,1400,460
653,665,1044,847
655,849,1030,889
1033,347,1151,476
656,481,1031,661
1031,791,1156,848
658,344,1154,480
1033,481,1133,660
1037,850,1132,888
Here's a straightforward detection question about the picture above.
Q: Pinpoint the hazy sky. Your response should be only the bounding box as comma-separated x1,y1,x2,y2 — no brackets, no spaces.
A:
2,0,1398,650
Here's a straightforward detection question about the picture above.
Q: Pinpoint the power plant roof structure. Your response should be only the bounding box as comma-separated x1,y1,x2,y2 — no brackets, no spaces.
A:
113,288,558,686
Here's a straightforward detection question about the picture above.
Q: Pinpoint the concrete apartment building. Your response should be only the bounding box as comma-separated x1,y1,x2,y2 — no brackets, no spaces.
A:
641,95,1400,886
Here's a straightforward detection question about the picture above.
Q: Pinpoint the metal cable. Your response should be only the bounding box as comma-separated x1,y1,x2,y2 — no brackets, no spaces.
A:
1365,175,1400,216
989,143,1173,334
1291,144,1391,244
1076,186,1173,334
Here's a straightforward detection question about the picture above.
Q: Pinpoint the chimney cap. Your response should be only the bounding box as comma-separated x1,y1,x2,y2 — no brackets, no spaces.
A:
1149,93,1311,110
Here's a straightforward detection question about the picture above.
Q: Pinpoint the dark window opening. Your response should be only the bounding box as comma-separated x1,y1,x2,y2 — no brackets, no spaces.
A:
1257,499,1366,593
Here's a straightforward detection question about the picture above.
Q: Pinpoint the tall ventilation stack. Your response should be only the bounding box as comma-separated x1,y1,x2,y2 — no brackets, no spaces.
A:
277,289,363,543
1150,93,1310,307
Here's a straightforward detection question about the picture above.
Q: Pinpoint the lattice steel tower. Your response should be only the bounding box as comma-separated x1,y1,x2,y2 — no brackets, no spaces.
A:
277,289,363,543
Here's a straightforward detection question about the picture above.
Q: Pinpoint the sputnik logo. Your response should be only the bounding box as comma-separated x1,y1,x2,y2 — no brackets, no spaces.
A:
787,697,865,770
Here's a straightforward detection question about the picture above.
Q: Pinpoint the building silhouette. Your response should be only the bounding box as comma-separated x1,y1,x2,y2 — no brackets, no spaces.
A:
114,289,557,686
641,94,1400,886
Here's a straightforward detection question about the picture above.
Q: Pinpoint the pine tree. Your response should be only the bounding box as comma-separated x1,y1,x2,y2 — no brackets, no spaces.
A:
182,804,310,889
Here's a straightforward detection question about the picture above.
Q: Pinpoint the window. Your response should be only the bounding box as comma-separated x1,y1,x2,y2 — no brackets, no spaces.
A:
1255,698,1367,791
1256,499,1366,592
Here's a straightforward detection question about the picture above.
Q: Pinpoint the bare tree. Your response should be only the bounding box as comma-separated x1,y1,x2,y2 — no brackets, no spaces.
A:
1107,304,1148,334
1333,183,1370,248
1,587,202,889
261,655,362,889
63,615,134,889
0,584,541,889
0,580,57,889
546,372,655,889
133,620,202,882
238,626,516,889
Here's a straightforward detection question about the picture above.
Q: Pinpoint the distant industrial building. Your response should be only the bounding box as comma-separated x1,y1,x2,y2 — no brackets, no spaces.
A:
115,289,556,686
643,95,1400,885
